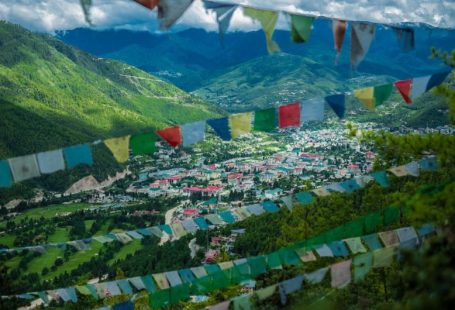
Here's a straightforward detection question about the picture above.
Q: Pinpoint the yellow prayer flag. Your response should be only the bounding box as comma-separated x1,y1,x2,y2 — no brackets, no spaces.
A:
229,112,253,139
153,273,170,289
104,135,131,163
354,87,375,110
243,7,280,53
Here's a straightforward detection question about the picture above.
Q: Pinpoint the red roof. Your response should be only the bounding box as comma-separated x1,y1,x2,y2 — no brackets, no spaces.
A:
166,175,182,181
228,173,243,179
183,186,222,192
300,152,321,158
183,208,199,216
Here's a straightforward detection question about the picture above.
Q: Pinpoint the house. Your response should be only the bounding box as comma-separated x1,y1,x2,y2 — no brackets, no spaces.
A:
264,188,283,200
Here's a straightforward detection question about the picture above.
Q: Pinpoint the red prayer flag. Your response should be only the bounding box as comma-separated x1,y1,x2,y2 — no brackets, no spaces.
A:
135,0,159,10
157,126,182,147
394,80,412,104
279,102,301,128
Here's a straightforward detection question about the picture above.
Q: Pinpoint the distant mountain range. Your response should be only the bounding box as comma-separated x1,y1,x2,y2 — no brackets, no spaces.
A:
59,20,454,112
0,21,220,159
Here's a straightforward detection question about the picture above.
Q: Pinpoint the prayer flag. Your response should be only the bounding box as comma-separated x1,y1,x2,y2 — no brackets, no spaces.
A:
63,144,93,169
130,132,157,155
350,22,375,68
417,224,435,237
181,121,205,147
295,248,317,262
332,20,347,61
243,7,280,53
166,271,183,287
404,161,420,177
354,84,393,110
191,266,208,278
135,0,159,10
378,230,400,246
279,275,304,305
157,126,182,147
104,136,130,163
395,79,412,104
208,301,231,310
330,259,352,288
295,191,313,205
194,217,209,230
157,0,193,30
171,222,187,239
181,219,199,233
266,252,282,269
279,102,301,128
159,224,173,235
315,244,334,257
208,117,231,141
115,233,133,244
300,98,325,123
419,156,437,171
113,301,134,310
129,277,146,291
344,237,367,254
290,14,314,43
126,230,143,239
411,75,432,100
328,240,350,257
361,233,382,250
8,155,41,182
305,267,329,284
153,273,170,289
256,284,277,301
373,246,396,268
178,269,196,283
229,112,252,138
262,201,280,213
205,214,223,225
36,149,65,174
0,160,13,188
232,294,252,310
312,187,331,197
141,275,158,293
246,204,265,215
253,108,277,132
219,211,236,223
395,227,419,248
117,279,133,295
393,27,414,51
281,195,294,211
279,248,301,266
388,165,408,177
353,252,372,282
203,1,236,41
325,94,345,118
218,261,234,270
339,179,361,193
426,70,451,91
370,171,389,188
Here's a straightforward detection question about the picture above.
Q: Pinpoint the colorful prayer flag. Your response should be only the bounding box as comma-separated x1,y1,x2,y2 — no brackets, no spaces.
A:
393,27,414,51
361,233,382,250
208,117,231,141
63,144,93,169
312,187,331,197
243,7,280,53
332,20,347,60
0,160,13,188
325,94,345,118
279,102,301,128
315,244,334,257
157,0,193,30
426,71,451,91
350,22,375,68
378,230,400,247
354,84,393,110
253,108,277,132
8,155,41,182
130,132,157,155
165,271,183,287
344,237,367,254
404,161,419,177
395,80,412,104
353,252,372,282
256,284,277,301
330,259,352,288
290,14,314,43
153,273,170,289
134,0,159,10
305,267,329,284
295,191,313,205
388,165,408,177
157,126,182,147
104,136,130,163
373,246,396,268
410,75,431,100
328,240,350,257
181,121,205,147
395,227,419,248
370,171,389,188
419,156,437,171
229,112,252,138
300,98,325,123
36,149,65,174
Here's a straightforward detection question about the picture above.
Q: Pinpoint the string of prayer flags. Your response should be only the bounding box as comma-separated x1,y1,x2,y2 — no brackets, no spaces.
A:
394,79,412,104
203,0,237,42
229,112,253,138
135,0,159,10
253,108,277,132
393,27,415,52
350,22,375,68
243,7,280,54
208,117,232,141
353,84,393,110
37,149,65,174
157,126,182,147
279,102,301,128
410,71,450,101
63,144,93,169
290,14,314,43
8,155,41,182
157,0,194,30
332,20,347,63
330,259,352,288
104,136,131,163
130,132,157,155
181,121,206,147
300,98,325,123
325,94,345,118
0,160,13,188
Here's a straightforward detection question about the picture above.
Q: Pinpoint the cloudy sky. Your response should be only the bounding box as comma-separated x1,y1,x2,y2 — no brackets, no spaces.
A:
0,0,454,33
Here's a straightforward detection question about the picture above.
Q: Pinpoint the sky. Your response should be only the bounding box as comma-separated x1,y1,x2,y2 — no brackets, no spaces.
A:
0,0,454,33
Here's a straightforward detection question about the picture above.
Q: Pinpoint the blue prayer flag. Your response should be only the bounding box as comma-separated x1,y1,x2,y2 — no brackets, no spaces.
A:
328,240,350,256
194,217,209,230
113,301,134,310
262,201,280,213
300,98,325,123
159,224,173,235
0,160,13,188
339,179,361,193
219,211,236,223
181,121,206,147
295,192,314,205
426,71,451,91
419,157,437,171
63,144,93,169
370,171,390,188
207,117,231,141
362,233,382,250
325,94,345,118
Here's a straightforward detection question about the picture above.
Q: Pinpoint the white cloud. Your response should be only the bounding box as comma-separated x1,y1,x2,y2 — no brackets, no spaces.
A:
0,0,453,33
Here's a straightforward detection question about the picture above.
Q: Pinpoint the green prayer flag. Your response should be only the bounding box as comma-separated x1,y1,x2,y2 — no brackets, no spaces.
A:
266,252,282,269
149,288,170,309
373,246,396,268
212,270,231,289
233,294,252,310
247,256,267,277
130,132,157,156
253,108,277,132
353,252,373,282
191,276,213,295
169,283,190,304
256,284,277,301
384,207,401,225
290,14,315,43
373,84,394,106
279,248,301,266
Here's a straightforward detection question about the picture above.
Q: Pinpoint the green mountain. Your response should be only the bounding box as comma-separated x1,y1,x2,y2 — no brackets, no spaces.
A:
0,21,221,159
